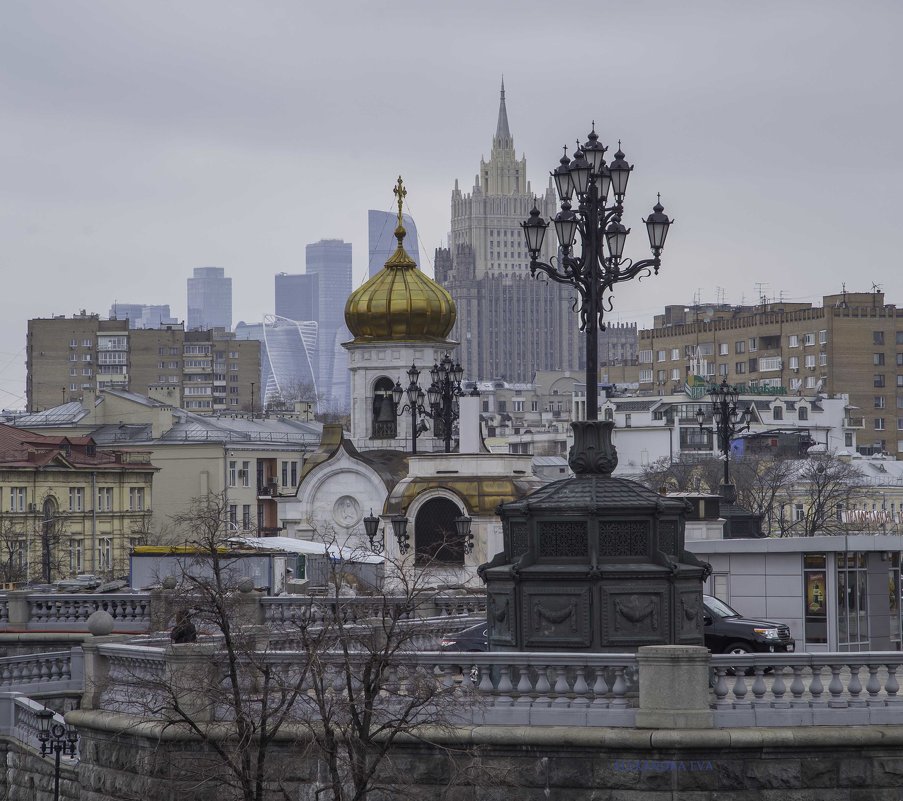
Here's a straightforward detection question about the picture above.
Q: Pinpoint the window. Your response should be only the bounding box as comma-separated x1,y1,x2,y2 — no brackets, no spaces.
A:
898,376,903,388
875,353,886,366
242,505,252,530
876,396,887,409
281,461,289,487
845,432,854,447
68,487,84,512
748,358,758,372
719,343,729,356
291,461,298,486
819,353,827,366
805,376,818,388
228,460,237,486
9,488,26,513
819,330,828,344
671,368,681,380
698,343,714,357
749,338,758,352
804,554,827,644
759,356,782,371
624,414,632,428
97,538,112,571
735,362,746,374
794,503,805,522
875,375,886,388
898,418,903,431
82,354,92,362
129,487,145,511
789,356,799,369
639,350,653,364
513,399,525,412
805,355,816,368
657,350,666,362
671,348,680,360
735,341,746,354
773,406,783,420
97,487,113,512
242,461,250,487
798,406,808,421
875,332,885,345
69,538,83,574
639,369,653,383
803,333,815,346
876,418,886,431
69,339,77,348
531,400,539,412
228,505,238,528
718,364,728,376
788,334,799,348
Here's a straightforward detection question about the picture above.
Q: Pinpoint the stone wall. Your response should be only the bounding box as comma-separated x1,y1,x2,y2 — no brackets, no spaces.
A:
0,741,78,801
66,715,903,801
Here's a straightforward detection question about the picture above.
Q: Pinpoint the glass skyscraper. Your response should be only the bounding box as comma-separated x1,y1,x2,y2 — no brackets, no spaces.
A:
187,266,232,331
368,210,420,279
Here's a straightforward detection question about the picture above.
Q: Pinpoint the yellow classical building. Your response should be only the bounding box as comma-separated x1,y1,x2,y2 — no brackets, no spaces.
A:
0,424,156,584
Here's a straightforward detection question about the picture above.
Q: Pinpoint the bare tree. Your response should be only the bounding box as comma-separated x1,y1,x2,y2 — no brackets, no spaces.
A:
776,456,864,536
639,457,705,493
99,493,481,801
730,456,798,534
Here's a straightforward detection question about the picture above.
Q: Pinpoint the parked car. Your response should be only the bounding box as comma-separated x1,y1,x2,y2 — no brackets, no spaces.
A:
437,596,796,656
703,594,795,654
439,622,489,652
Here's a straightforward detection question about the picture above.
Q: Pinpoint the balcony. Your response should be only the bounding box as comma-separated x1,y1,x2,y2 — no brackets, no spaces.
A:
844,416,865,429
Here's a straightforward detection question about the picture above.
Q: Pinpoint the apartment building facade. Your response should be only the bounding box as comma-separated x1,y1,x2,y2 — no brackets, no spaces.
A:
27,313,260,413
638,291,897,456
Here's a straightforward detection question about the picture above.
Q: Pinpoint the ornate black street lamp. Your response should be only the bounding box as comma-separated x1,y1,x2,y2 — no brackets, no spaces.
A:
428,352,476,453
391,363,432,454
362,510,383,554
522,127,673,421
455,514,475,555
390,514,410,555
695,378,753,488
36,708,78,801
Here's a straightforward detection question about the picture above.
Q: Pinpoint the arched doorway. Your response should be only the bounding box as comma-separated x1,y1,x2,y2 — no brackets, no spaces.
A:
414,497,465,566
371,377,397,439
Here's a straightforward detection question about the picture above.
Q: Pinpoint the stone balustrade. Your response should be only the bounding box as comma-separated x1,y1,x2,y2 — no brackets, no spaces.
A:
1,592,152,632
0,649,84,695
711,651,903,725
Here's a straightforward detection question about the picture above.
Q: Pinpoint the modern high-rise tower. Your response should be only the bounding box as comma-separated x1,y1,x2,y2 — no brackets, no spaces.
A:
368,210,420,279
434,81,582,382
187,266,232,331
274,272,319,323
305,240,352,409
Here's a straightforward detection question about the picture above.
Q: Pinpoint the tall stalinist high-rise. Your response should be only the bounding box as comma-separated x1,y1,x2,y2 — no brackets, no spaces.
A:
435,81,582,382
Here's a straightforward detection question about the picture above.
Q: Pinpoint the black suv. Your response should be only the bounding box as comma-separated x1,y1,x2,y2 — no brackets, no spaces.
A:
703,594,795,654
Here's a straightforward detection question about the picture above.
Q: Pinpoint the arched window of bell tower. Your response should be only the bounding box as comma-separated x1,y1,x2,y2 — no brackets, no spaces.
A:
371,377,397,439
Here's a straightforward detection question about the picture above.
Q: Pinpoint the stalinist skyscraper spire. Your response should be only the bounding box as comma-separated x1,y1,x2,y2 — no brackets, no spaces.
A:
434,81,582,382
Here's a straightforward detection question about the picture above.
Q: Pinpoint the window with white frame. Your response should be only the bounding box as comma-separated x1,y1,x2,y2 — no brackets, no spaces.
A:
129,487,145,511
671,348,680,360
805,355,817,368
68,487,84,512
719,343,728,356
656,350,666,362
804,333,815,346
97,538,112,571
242,461,250,487
228,460,237,487
788,334,799,348
639,350,653,364
639,369,653,383
759,356,782,371
789,356,799,369
820,353,827,366
97,487,113,512
819,330,827,344
735,362,746,374
805,376,817,388
671,368,681,380
749,338,758,351
69,538,83,574
9,488,26,513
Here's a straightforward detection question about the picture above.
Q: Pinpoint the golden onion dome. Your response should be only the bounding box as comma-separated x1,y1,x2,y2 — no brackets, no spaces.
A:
345,177,456,343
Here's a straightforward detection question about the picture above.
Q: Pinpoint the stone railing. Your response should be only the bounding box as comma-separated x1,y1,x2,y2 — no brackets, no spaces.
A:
0,692,79,759
259,593,486,626
0,592,152,633
0,649,84,695
79,641,903,730
711,651,903,726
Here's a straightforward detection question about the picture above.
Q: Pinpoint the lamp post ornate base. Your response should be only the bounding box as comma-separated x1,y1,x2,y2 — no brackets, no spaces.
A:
479,420,711,652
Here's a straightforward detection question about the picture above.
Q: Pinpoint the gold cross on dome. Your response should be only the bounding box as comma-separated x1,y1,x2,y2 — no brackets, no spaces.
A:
393,176,407,227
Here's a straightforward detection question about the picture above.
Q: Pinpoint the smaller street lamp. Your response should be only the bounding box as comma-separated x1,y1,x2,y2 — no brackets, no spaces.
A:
36,708,78,801
391,363,433,454
362,510,383,555
454,515,475,555
696,378,753,489
429,352,474,453
390,515,410,555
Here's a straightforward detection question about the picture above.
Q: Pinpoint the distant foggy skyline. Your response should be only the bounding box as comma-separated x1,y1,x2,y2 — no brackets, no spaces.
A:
1,1,901,406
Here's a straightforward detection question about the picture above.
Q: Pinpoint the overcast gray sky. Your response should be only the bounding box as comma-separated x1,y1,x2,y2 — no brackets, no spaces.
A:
1,1,900,406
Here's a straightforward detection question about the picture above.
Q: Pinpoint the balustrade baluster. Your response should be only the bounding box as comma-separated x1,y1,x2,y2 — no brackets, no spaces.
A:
731,671,749,706
514,665,532,706
828,664,846,708
712,667,730,707
551,666,569,708
886,663,901,704
866,665,882,702
750,667,767,705
590,667,609,709
571,665,589,708
808,665,825,706
477,664,493,693
610,667,628,709
770,667,788,706
789,666,806,707
848,664,864,707
496,664,514,707
533,665,551,708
